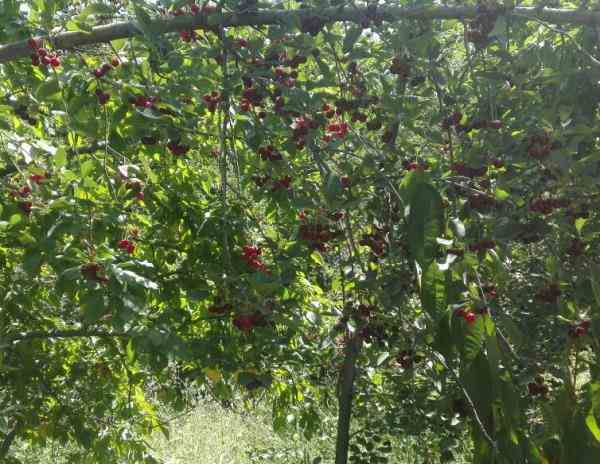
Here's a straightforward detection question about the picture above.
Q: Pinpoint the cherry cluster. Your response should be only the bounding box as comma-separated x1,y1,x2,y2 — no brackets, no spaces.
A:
290,115,319,149
389,56,410,80
179,30,198,43
402,160,428,172
117,239,135,255
535,282,561,304
451,162,487,178
202,91,222,112
287,54,307,68
457,118,503,134
29,173,47,184
28,38,60,68
10,177,47,214
125,179,145,201
272,66,297,88
93,61,117,79
324,121,350,141
208,302,232,315
529,198,569,215
92,60,119,106
95,89,110,105
465,1,499,46
359,228,386,257
468,239,496,252
257,145,282,161
441,111,462,130
233,312,267,333
395,350,420,370
81,263,109,284
18,201,32,214
359,321,386,344
300,16,325,36
455,307,477,324
251,174,293,192
566,238,585,257
467,193,497,211
298,214,343,253
167,140,190,156
527,376,549,399
360,4,385,28
241,245,268,273
527,133,554,159
10,185,30,199
447,247,465,258
568,319,591,338
130,95,159,109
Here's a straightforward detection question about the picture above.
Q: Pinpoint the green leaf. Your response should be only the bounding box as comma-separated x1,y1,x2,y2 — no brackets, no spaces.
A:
110,265,159,290
591,270,600,308
585,414,600,443
81,290,107,323
323,173,344,207
421,262,446,317
80,159,95,178
376,352,390,366
80,2,115,16
53,147,67,168
36,79,60,100
408,182,444,266
342,26,362,53
126,338,136,364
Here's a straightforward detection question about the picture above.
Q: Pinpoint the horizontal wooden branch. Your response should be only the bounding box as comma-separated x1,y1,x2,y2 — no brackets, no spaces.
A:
0,5,599,64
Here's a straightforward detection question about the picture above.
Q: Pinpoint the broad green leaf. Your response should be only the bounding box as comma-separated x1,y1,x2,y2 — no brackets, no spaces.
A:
407,182,444,266
110,265,159,290
421,262,446,317
53,147,67,168
342,26,362,53
81,290,107,323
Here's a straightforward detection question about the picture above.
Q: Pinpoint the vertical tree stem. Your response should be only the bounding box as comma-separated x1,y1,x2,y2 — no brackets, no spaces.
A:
335,333,362,464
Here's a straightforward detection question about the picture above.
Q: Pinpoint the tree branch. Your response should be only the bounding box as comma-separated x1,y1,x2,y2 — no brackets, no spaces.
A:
4,329,129,342
1,6,599,64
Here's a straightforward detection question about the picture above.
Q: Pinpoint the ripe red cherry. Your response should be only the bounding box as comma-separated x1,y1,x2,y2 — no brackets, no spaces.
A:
118,239,135,254
27,37,42,50
29,173,46,184
49,56,60,68
463,311,477,324
233,314,255,332
18,201,33,214
95,89,110,105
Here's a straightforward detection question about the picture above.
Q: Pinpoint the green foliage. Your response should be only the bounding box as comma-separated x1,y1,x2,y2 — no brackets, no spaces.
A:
1,0,600,462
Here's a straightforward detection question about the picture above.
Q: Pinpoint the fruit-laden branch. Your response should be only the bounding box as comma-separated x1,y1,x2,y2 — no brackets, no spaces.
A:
4,329,130,342
0,5,599,64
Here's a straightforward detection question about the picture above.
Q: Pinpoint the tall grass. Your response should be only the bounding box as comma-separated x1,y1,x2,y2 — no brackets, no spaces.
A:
12,399,471,463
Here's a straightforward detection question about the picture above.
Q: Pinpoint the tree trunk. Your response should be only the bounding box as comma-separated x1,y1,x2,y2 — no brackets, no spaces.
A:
335,333,362,464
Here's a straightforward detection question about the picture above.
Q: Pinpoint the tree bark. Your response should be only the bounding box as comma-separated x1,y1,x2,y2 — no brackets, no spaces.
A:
1,6,599,64
335,333,362,464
